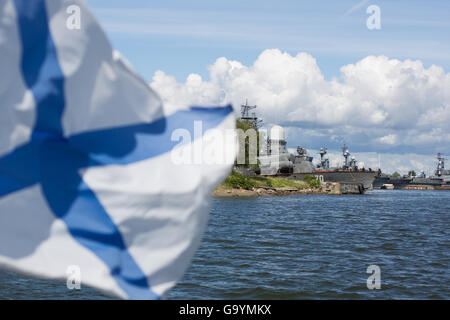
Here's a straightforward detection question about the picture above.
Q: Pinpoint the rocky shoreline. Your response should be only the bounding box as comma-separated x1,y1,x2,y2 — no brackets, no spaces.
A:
213,182,363,197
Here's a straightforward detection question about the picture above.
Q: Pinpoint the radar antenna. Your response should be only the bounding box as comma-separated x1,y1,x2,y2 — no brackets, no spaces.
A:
319,147,329,169
240,99,263,129
436,152,447,176
342,144,351,168
319,147,327,160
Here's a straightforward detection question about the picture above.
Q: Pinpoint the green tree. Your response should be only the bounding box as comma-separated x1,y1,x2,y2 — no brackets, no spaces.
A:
302,174,321,188
391,171,401,177
408,170,416,177
235,119,261,170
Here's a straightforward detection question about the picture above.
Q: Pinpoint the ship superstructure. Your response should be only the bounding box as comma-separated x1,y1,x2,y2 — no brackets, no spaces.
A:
435,153,450,183
291,145,378,190
258,126,293,175
318,147,330,169
292,147,315,173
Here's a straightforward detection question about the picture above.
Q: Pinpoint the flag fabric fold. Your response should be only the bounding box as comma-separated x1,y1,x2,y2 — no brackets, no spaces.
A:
0,0,235,299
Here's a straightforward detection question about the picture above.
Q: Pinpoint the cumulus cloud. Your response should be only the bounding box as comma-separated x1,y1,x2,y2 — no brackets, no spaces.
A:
150,49,450,159
377,134,398,146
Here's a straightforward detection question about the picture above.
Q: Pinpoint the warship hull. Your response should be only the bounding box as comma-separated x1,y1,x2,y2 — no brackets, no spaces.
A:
373,175,390,189
373,176,412,189
410,177,443,186
292,170,378,190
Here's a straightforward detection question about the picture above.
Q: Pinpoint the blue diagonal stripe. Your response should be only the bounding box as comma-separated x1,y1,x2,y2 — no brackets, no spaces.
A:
14,0,65,137
69,106,233,166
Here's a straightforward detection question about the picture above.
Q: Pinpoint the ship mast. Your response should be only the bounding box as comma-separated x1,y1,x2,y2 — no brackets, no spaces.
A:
319,147,330,169
319,147,327,160
342,144,350,169
240,99,263,129
436,153,446,177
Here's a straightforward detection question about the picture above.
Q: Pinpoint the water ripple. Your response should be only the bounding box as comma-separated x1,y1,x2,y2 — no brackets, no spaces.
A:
0,190,449,299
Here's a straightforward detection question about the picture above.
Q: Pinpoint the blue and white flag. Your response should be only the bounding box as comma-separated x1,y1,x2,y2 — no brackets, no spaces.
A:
0,0,235,299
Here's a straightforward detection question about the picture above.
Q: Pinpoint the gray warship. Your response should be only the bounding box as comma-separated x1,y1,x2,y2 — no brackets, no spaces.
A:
373,174,411,189
373,153,450,189
408,153,450,187
257,123,378,190
290,145,379,190
240,102,379,190
410,171,443,186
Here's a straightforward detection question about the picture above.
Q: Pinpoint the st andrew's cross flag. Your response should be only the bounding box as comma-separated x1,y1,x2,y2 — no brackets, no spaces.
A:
0,0,235,299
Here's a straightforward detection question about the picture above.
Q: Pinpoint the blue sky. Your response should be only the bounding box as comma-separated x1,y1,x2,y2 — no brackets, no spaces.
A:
86,0,450,82
84,0,450,174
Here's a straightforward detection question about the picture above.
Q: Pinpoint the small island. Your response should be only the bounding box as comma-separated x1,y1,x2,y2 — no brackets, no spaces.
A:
213,170,363,197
